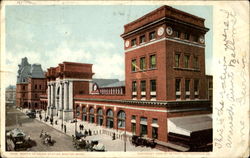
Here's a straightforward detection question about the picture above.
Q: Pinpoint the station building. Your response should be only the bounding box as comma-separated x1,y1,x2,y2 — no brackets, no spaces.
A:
39,5,212,151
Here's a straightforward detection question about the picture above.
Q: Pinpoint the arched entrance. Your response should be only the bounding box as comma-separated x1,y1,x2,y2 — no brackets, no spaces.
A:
106,109,114,128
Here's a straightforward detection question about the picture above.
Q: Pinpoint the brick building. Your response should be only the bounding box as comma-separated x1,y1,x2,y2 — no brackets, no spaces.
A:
42,5,212,151
16,57,46,109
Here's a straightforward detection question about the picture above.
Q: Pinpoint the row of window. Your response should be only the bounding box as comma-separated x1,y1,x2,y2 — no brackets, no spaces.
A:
175,78,199,99
131,31,156,47
131,115,158,138
132,80,156,92
175,53,199,69
76,107,158,139
129,28,202,48
173,30,200,42
22,85,43,90
131,54,156,72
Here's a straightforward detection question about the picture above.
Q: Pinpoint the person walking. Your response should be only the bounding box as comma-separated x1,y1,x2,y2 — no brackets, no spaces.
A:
61,123,63,130
64,125,66,133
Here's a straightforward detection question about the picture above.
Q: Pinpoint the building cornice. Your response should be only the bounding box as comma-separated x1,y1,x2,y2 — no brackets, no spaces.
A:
125,37,205,53
74,97,211,108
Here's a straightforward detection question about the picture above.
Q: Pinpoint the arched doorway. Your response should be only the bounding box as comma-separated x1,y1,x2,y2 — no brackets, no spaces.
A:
97,108,103,126
106,109,114,128
117,110,126,128
89,107,95,123
82,106,87,121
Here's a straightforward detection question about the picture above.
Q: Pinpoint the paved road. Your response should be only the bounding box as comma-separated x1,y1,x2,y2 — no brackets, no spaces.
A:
5,106,78,151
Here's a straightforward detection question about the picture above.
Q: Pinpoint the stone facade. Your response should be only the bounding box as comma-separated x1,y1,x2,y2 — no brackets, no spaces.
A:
46,62,94,121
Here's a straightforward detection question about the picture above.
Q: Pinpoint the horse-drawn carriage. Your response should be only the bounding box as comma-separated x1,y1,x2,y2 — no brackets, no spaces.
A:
132,135,156,148
72,135,105,152
6,128,30,151
40,131,55,146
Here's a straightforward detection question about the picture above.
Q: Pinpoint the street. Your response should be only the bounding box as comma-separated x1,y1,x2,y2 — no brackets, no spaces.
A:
5,106,77,151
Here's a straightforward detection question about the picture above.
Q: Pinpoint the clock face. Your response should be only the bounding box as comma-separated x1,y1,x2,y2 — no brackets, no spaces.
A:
157,27,164,36
125,40,130,47
166,27,173,35
199,36,205,43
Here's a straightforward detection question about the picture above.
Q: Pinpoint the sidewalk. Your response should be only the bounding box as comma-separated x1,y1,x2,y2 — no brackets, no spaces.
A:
22,109,163,152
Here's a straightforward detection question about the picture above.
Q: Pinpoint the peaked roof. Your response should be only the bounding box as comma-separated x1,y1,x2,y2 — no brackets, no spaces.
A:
92,78,119,87
101,81,125,88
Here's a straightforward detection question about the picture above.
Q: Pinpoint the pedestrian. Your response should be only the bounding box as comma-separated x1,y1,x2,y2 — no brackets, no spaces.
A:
89,129,92,136
84,130,88,136
79,124,81,131
64,125,66,133
61,123,63,130
39,114,42,121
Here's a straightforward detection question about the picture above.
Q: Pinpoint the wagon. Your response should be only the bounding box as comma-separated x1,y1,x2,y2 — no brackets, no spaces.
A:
6,128,28,151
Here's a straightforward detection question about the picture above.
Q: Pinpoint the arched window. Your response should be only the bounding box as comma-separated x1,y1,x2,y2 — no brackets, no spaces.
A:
89,107,95,123
82,106,87,121
106,109,114,128
76,105,80,117
97,108,103,126
117,110,126,128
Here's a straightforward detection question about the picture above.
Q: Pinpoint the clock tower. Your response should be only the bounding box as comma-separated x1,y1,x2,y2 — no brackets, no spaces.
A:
121,5,209,101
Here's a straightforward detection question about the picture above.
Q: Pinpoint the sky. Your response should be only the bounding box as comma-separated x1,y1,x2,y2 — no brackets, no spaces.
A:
5,5,213,87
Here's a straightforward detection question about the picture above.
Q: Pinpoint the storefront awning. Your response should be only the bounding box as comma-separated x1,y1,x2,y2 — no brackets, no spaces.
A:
168,114,212,137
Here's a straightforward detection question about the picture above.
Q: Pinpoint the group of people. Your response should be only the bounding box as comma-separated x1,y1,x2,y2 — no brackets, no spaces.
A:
79,124,84,130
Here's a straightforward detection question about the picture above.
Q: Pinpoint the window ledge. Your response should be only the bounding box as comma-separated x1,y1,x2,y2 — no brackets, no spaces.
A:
173,67,200,72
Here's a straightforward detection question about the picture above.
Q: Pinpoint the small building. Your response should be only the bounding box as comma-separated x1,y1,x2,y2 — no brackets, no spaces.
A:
5,85,16,106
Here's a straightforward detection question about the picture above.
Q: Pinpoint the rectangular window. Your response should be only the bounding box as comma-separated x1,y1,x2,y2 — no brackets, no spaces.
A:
132,81,137,92
194,56,199,69
131,59,136,72
149,31,156,40
185,79,190,99
175,79,181,92
140,57,146,70
174,30,180,38
175,54,180,67
22,93,25,97
152,118,158,124
150,80,156,92
132,115,136,120
194,79,199,92
185,79,190,92
22,86,25,90
150,54,156,69
141,80,146,92
184,55,190,68
131,123,136,134
152,127,158,139
184,33,190,40
35,85,37,89
131,38,136,46
140,117,148,136
39,85,42,89
140,35,145,43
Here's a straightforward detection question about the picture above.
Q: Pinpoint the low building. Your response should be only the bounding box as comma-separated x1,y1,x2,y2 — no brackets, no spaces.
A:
5,85,16,105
